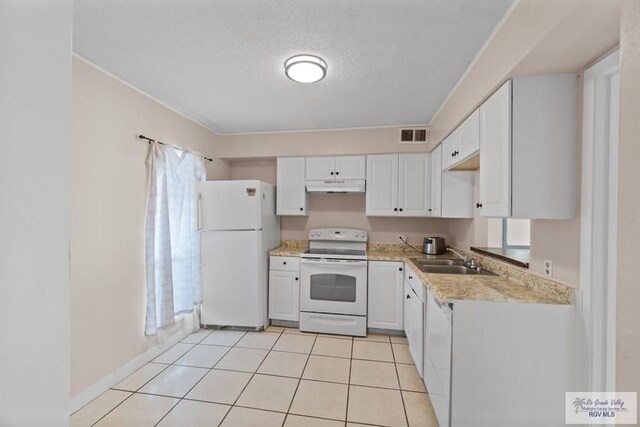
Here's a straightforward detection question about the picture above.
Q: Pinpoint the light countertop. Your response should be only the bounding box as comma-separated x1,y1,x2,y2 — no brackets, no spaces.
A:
269,241,574,306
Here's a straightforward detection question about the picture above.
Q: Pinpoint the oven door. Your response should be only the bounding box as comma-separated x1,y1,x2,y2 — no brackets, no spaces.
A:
300,258,367,316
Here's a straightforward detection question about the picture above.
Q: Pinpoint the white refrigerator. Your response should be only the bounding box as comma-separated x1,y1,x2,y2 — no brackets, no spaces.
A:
197,180,281,329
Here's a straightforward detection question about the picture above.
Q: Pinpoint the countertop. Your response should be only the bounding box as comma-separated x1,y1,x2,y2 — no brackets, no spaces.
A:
269,242,574,306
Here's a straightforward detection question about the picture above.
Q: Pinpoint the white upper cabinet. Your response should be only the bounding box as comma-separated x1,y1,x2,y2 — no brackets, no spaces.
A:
366,154,398,216
458,108,480,160
335,156,366,180
479,80,512,218
430,145,442,217
305,157,335,180
366,153,430,217
478,74,578,219
398,153,430,217
441,129,459,171
277,157,308,216
306,155,366,180
442,108,480,171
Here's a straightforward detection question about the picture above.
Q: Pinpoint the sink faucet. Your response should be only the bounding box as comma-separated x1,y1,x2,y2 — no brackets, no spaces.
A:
446,248,478,269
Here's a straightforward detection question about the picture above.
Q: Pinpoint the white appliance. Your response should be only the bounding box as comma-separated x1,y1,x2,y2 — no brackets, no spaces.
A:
197,180,281,329
299,228,368,336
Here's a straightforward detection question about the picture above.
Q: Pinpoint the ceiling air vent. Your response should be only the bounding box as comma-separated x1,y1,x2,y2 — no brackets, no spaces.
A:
399,127,430,144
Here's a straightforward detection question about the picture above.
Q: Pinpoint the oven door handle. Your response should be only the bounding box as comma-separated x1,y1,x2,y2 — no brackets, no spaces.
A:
300,258,367,266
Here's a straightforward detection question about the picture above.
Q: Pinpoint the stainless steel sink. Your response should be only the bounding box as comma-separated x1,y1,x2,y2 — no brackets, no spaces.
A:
411,258,466,267
416,264,497,276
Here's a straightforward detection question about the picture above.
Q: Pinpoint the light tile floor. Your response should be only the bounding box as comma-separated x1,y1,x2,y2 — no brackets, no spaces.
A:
71,327,439,427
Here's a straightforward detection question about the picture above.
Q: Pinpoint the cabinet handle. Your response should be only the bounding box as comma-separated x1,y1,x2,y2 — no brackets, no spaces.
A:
399,208,403,212
295,277,299,281
409,276,413,279
300,207,303,211
330,172,334,175
406,294,411,299
451,152,455,157
454,150,459,156
476,202,483,208
428,208,432,212
399,267,403,272
335,171,339,175
283,261,287,265
394,208,398,212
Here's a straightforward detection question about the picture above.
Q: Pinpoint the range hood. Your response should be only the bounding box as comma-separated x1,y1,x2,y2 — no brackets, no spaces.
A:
305,179,366,194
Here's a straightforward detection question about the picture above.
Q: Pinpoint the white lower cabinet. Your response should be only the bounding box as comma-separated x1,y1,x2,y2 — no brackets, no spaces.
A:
367,261,404,330
424,289,452,427
403,265,423,375
422,292,577,427
268,256,300,321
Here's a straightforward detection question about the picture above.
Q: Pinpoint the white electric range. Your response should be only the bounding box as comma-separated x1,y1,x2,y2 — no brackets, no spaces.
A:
299,228,368,336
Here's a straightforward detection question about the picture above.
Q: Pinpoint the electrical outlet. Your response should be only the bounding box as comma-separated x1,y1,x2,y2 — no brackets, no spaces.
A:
397,234,407,243
544,259,553,276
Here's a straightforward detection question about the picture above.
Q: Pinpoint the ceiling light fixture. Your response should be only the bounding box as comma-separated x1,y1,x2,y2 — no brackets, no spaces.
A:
284,54,327,83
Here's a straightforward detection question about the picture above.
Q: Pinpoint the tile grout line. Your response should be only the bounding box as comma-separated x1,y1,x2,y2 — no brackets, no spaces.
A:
89,349,191,427
152,327,245,427
84,328,420,427
282,331,320,426
88,329,215,427
217,328,285,427
390,338,411,427
345,335,355,426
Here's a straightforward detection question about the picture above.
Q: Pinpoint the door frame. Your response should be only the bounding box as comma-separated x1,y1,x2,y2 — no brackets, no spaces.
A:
579,49,620,392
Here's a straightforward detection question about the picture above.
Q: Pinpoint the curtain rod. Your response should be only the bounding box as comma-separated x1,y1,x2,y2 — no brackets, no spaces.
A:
138,134,214,162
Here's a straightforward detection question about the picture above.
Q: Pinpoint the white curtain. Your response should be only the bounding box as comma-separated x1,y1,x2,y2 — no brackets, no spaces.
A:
144,142,206,336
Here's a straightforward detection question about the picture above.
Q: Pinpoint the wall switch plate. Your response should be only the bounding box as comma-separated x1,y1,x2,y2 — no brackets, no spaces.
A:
397,234,407,243
544,259,553,276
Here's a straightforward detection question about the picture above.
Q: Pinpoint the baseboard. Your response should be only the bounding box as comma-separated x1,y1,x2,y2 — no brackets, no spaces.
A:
69,316,194,414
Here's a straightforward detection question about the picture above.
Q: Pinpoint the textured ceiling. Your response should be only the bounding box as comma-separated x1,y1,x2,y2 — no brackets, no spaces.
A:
73,0,513,134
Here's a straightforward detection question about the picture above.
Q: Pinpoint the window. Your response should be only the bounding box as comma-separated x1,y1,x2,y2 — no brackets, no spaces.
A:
486,218,531,249
503,219,531,249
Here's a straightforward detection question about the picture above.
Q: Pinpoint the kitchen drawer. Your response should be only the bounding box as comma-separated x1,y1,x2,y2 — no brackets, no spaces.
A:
270,256,300,272
404,265,423,302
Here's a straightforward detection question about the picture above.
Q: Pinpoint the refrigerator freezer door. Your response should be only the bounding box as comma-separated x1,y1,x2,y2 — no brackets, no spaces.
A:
200,230,267,328
197,180,262,231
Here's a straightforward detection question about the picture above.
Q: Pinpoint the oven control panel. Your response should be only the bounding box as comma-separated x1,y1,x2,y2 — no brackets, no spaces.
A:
308,228,368,242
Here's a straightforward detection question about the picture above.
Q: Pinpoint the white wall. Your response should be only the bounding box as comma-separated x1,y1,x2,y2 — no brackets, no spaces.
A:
0,1,72,424
71,57,228,397
220,127,428,159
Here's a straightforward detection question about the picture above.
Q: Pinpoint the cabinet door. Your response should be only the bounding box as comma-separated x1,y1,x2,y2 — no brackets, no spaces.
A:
367,261,404,330
268,270,299,321
335,156,366,180
277,157,307,216
458,108,480,160
430,145,442,217
305,157,335,180
366,154,398,216
424,290,451,427
441,129,459,171
403,281,413,344
441,172,474,218
398,153,430,217
479,80,512,217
